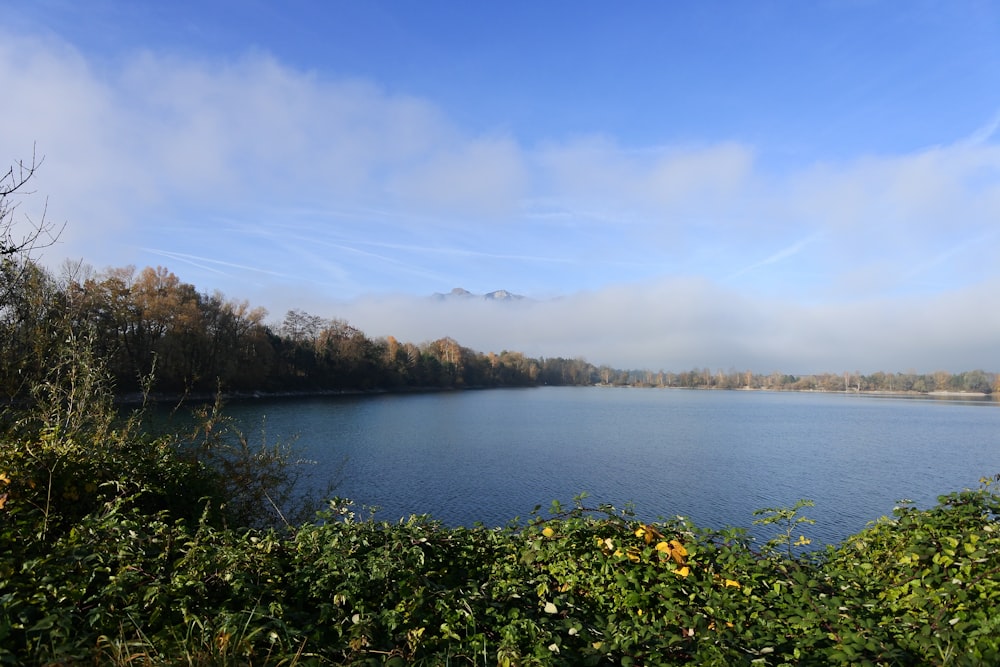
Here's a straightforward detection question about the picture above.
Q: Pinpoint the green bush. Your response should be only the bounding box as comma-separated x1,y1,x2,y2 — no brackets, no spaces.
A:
3,480,1000,665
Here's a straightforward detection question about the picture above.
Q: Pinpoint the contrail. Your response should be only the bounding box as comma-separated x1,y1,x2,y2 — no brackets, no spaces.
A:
729,234,819,279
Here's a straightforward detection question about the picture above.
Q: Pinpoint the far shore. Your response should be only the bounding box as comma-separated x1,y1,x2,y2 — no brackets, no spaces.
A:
116,384,996,407
720,387,992,398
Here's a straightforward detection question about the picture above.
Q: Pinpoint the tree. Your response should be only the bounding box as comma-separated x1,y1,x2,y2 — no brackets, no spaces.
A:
0,260,68,401
281,309,328,343
315,319,375,388
199,292,272,389
131,266,205,388
0,149,68,402
1,149,62,259
960,369,993,394
1,151,62,351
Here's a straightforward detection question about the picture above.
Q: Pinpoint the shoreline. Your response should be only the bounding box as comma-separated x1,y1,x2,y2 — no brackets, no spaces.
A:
115,384,996,407
114,384,478,406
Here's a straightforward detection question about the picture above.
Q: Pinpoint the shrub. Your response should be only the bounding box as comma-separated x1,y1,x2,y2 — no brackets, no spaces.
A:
2,480,1000,664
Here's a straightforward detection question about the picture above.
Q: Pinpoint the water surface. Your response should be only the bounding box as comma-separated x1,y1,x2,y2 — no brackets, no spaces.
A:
215,387,1000,546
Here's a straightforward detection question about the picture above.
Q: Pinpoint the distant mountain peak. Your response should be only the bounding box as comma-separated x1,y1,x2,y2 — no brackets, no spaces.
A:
431,287,526,302
484,289,521,301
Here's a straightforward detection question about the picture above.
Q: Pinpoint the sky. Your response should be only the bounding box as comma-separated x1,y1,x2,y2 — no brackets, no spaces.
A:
2,0,1000,374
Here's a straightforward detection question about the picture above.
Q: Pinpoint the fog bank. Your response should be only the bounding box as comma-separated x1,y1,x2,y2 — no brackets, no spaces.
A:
331,278,1000,375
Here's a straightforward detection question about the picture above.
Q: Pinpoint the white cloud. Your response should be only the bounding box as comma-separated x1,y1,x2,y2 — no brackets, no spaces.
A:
643,142,754,208
0,30,524,266
116,51,455,202
533,137,754,218
0,32,137,257
389,135,528,216
789,142,1000,234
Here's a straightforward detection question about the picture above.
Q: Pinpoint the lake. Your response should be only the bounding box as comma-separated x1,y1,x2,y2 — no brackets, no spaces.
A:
213,387,1000,547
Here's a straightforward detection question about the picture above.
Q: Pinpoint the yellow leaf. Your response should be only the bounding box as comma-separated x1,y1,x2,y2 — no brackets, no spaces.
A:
636,523,661,544
669,539,687,556
655,541,670,553
675,566,690,578
0,472,10,485
542,526,555,538
725,579,740,588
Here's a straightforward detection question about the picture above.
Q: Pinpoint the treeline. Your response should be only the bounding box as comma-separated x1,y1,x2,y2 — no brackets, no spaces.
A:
0,259,601,400
1,257,995,402
610,367,997,394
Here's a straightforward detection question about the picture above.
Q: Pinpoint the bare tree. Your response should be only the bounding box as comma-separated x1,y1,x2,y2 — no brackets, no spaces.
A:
1,147,63,259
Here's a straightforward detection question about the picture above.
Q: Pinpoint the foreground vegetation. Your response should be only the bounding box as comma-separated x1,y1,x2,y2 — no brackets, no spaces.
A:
4,423,1000,666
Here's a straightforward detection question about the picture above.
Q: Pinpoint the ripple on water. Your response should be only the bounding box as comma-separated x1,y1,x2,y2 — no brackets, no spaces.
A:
215,388,1000,546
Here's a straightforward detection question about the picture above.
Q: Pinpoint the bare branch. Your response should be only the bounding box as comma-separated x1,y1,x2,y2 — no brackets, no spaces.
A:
1,146,64,258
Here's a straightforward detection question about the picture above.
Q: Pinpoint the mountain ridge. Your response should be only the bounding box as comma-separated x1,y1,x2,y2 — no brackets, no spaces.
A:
431,287,526,302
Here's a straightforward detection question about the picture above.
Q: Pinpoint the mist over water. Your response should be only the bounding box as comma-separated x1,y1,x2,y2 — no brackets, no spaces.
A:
218,387,1000,547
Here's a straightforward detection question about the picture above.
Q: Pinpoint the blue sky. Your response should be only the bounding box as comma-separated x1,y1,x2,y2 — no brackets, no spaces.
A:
2,1,1000,373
